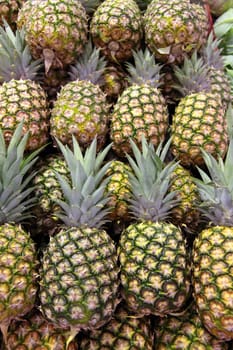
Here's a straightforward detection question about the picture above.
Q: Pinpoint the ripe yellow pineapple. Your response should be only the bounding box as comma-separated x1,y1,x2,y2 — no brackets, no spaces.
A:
118,137,191,317
0,21,49,151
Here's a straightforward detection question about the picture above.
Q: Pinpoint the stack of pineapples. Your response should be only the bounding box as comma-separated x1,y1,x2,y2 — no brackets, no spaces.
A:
0,0,232,349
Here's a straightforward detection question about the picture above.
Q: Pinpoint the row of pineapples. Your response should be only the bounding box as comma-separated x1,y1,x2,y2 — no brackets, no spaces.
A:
1,115,233,349
0,0,233,349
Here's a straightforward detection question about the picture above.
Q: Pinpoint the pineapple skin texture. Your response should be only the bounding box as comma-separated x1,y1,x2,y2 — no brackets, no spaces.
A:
118,221,191,316
90,0,143,63
17,0,88,68
155,305,228,349
171,92,228,167
0,224,38,327
0,79,49,151
110,84,169,156
39,226,120,332
144,0,209,64
170,164,200,233
32,154,70,234
105,160,132,222
5,310,77,350
50,80,110,150
80,302,154,349
192,226,233,341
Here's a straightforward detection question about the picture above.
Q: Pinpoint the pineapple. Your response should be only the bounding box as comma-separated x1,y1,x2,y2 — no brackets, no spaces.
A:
118,137,191,317
171,51,228,167
104,159,132,223
110,48,169,157
0,122,42,344
50,40,110,151
90,0,143,63
0,22,49,152
17,0,88,73
79,302,154,349
39,137,120,345
143,0,209,64
4,309,77,350
155,303,228,349
192,133,233,341
31,153,71,238
169,164,201,234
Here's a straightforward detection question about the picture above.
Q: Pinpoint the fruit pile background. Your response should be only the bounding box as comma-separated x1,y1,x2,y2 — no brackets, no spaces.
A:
0,0,233,349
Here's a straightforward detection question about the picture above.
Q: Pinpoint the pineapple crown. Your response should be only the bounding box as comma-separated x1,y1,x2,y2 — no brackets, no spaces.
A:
69,39,107,86
200,31,225,70
0,122,42,224
194,106,233,226
53,137,112,228
126,136,180,222
0,20,43,82
172,51,211,96
125,48,163,88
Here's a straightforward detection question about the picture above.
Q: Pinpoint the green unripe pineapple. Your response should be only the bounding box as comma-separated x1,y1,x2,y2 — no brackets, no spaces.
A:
4,310,77,349
39,137,120,345
171,51,228,167
17,0,88,72
144,0,209,64
110,48,169,157
0,22,49,151
192,134,233,341
50,40,110,151
90,0,143,63
80,302,154,349
155,304,228,349
118,137,191,317
31,153,71,237
0,122,43,345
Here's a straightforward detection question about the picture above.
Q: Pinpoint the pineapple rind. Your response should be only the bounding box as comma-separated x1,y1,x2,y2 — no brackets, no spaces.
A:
110,84,168,156
171,92,228,167
155,304,229,349
193,226,233,341
0,79,49,151
90,0,143,62
80,302,154,349
17,0,88,69
0,224,38,326
144,0,209,64
50,80,109,150
39,226,120,331
119,221,190,316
